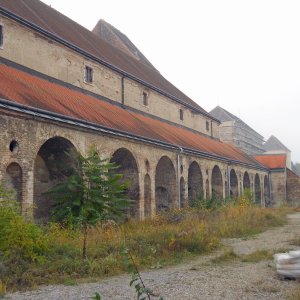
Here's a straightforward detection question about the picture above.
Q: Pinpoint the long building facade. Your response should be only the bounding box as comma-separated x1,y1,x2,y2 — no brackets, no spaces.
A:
0,0,275,221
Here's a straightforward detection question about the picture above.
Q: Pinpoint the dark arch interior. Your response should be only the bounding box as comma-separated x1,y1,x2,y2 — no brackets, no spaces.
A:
211,165,223,199
34,137,77,222
243,172,250,191
155,156,177,212
255,174,261,204
5,162,22,204
206,179,209,199
111,148,140,218
180,176,185,208
230,169,238,198
144,174,151,218
264,175,270,206
188,161,203,205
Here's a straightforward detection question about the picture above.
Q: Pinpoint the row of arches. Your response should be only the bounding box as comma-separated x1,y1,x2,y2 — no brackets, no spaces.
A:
3,136,270,222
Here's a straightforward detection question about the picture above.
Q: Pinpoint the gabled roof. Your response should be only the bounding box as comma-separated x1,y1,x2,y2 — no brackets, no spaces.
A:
0,0,209,116
254,154,286,169
0,61,265,168
209,106,263,138
92,20,156,71
263,135,290,152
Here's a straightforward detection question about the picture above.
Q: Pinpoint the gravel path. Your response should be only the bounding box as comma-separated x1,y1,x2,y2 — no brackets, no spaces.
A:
5,213,300,300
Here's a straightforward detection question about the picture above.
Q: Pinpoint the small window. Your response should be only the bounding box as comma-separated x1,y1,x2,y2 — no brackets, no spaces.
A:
179,109,184,121
206,120,210,131
84,66,93,83
142,91,148,106
0,25,3,48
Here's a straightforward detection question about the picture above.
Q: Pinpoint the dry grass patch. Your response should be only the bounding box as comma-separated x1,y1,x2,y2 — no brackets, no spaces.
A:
241,250,273,263
287,285,300,300
1,202,289,291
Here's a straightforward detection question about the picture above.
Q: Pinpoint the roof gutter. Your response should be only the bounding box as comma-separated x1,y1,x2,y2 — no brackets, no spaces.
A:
0,98,268,171
0,7,220,124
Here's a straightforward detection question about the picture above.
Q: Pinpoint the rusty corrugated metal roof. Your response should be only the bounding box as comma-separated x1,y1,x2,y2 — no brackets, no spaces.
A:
0,62,264,168
254,155,286,169
0,0,209,115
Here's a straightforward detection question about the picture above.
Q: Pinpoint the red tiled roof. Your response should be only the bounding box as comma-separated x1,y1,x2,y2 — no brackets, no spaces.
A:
254,155,286,169
0,62,263,167
0,0,208,115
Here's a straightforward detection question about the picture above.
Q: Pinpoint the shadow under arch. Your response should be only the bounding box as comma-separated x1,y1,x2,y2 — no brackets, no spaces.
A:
34,136,78,223
110,148,140,219
155,156,177,212
211,165,223,199
188,161,203,205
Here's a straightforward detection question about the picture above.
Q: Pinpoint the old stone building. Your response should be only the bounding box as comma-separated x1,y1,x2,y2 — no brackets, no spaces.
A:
255,154,300,207
263,135,292,169
0,0,279,221
209,106,265,155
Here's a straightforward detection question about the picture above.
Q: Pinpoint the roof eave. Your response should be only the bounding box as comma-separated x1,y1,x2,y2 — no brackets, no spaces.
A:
0,97,266,171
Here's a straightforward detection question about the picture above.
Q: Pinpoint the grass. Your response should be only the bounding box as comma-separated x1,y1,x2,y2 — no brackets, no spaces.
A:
211,248,238,264
241,250,273,263
287,286,300,300
0,199,289,292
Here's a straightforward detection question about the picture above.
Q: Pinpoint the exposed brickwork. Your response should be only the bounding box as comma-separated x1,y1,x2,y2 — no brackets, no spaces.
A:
287,169,300,206
0,110,269,219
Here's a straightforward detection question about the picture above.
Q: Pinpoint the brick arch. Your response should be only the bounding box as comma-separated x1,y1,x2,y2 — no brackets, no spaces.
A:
111,147,140,219
211,165,223,199
34,134,82,159
33,136,79,223
155,155,177,212
4,162,23,205
188,161,203,205
230,169,238,198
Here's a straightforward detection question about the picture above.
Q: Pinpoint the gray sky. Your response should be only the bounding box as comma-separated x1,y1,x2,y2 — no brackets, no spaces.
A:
41,0,300,162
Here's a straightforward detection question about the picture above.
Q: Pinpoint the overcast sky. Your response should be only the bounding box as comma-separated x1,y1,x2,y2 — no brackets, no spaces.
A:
41,0,300,162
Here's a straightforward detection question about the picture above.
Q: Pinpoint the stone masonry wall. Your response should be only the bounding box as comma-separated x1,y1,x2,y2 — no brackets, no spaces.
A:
287,169,300,206
0,109,269,219
269,171,286,207
0,16,219,138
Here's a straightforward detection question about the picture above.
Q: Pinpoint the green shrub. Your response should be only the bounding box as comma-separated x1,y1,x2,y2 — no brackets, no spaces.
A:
0,189,48,262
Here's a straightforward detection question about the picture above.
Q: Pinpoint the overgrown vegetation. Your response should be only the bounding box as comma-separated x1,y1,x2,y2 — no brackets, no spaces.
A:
0,196,288,293
48,147,130,258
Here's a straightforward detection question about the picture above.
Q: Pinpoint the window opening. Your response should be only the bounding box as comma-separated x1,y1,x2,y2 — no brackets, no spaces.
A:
206,120,210,131
0,25,3,48
142,92,148,106
84,66,93,83
9,140,19,154
179,109,184,121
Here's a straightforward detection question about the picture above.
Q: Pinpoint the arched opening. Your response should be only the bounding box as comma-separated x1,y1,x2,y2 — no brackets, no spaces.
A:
34,137,78,223
230,169,238,198
188,161,203,205
144,174,151,218
111,148,140,218
243,172,250,192
180,177,185,208
5,162,22,204
264,175,270,207
211,165,223,199
255,174,261,205
155,156,177,212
